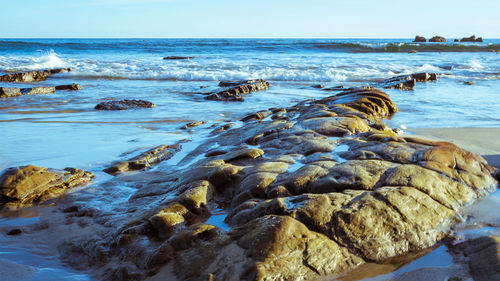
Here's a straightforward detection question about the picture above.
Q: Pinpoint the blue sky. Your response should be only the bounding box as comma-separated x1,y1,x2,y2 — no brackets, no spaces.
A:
1,0,499,38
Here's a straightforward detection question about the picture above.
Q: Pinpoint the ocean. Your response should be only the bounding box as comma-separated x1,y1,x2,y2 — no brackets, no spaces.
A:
0,38,500,280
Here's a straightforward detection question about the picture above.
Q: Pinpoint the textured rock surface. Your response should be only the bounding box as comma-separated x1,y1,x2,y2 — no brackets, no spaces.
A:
0,68,71,83
0,165,94,209
1,84,81,98
55,84,83,91
95,99,156,110
205,79,270,101
49,87,497,280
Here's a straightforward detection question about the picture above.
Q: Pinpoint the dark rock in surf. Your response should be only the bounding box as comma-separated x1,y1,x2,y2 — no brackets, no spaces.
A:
379,73,437,90
205,79,270,102
94,99,156,110
429,36,446,42
55,84,83,91
0,68,71,83
163,56,195,60
0,165,94,209
104,142,186,175
454,39,460,42
181,121,206,130
460,35,483,43
413,36,426,42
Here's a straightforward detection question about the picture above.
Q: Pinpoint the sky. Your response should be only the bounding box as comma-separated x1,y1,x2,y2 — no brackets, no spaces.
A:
1,0,499,38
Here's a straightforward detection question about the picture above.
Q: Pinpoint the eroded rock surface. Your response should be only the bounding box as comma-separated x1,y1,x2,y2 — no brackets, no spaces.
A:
205,79,270,101
0,165,94,209
0,68,71,83
95,99,156,110
48,87,498,280
1,84,82,98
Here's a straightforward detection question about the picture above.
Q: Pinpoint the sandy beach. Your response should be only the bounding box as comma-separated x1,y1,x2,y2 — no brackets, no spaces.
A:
408,127,500,169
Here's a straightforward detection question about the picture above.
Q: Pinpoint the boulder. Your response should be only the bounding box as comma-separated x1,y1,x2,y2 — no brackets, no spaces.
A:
94,99,155,110
0,165,94,209
413,36,426,42
205,79,270,102
429,36,446,42
0,68,71,83
460,35,484,42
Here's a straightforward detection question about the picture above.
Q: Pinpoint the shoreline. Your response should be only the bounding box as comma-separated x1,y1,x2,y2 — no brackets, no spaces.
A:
406,127,500,169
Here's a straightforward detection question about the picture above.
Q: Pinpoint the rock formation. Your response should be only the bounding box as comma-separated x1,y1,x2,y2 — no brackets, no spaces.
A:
413,36,426,42
51,87,497,280
205,79,270,101
0,165,94,209
0,84,83,98
429,36,447,42
94,99,156,110
0,68,71,83
460,35,484,43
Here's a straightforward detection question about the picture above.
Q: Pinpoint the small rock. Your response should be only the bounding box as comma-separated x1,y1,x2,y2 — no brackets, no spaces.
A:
413,36,426,42
95,99,155,110
181,121,206,129
312,84,325,89
463,81,474,85
6,229,22,235
20,87,55,95
0,87,22,98
55,84,83,91
408,50,418,53
205,79,270,102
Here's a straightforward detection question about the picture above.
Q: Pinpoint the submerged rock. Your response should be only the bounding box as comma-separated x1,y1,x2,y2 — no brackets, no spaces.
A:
49,87,497,280
205,79,270,101
379,72,437,90
429,36,447,42
94,99,156,110
413,35,426,42
0,165,94,209
460,35,483,43
0,68,71,83
104,142,185,175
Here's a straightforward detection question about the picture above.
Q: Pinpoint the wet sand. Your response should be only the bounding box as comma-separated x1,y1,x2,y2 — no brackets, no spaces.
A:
407,127,500,169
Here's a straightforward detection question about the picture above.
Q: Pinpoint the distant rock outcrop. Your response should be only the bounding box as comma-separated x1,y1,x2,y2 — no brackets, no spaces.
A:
413,36,426,42
163,56,195,60
378,72,438,90
429,36,446,42
460,35,483,42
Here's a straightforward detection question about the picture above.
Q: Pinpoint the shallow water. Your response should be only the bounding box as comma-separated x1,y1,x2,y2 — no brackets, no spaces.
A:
1,39,499,280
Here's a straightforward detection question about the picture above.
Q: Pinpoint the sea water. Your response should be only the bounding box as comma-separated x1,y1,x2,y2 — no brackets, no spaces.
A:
1,39,500,280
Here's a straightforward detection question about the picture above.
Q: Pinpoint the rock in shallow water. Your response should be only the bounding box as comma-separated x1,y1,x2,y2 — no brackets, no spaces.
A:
0,68,71,83
205,79,270,101
51,87,497,280
94,99,156,110
0,165,94,209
